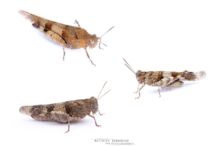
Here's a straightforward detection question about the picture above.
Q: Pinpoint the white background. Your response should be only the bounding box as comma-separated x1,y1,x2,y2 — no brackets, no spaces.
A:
0,0,220,146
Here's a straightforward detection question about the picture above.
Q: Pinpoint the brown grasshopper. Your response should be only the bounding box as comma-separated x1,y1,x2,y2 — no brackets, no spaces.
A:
123,58,206,98
19,82,110,133
19,10,114,66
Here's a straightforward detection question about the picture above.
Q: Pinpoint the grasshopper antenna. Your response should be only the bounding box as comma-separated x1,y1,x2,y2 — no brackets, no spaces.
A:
97,81,111,100
98,26,114,49
123,58,136,75
100,26,114,38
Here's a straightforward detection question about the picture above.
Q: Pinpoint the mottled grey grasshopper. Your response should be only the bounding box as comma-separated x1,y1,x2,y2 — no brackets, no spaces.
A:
19,82,110,133
123,58,206,98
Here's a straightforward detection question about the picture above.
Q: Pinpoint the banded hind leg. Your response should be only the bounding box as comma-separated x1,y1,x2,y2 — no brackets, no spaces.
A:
46,30,68,60
49,111,71,133
159,78,184,96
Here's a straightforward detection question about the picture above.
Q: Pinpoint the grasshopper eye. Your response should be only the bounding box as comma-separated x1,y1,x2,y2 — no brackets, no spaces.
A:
136,70,143,77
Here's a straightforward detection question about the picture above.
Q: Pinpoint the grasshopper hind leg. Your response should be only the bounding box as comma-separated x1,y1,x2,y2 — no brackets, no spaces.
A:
166,78,184,88
159,79,184,96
